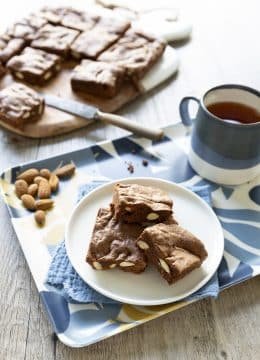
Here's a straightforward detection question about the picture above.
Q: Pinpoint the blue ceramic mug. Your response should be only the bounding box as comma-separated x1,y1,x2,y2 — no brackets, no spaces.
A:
179,84,260,185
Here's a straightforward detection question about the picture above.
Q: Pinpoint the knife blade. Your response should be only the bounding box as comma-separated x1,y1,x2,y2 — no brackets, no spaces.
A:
43,94,164,141
44,94,98,120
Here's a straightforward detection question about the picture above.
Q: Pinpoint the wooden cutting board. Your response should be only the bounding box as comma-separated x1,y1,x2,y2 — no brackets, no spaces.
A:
0,46,179,138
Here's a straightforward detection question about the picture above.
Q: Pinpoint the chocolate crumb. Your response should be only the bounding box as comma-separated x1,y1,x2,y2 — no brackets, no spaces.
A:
142,159,149,167
125,161,134,174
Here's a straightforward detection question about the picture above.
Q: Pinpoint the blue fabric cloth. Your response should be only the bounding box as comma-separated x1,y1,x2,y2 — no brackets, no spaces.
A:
46,184,219,304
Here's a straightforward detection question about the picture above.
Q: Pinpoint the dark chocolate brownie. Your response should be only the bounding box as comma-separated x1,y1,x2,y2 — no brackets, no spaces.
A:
71,59,125,98
137,223,208,284
86,207,147,273
0,83,44,128
0,37,25,64
98,29,166,79
7,47,61,85
70,28,119,59
112,183,173,224
31,24,79,57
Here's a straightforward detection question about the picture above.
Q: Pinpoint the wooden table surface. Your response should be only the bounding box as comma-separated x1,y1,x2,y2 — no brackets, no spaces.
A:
0,0,259,359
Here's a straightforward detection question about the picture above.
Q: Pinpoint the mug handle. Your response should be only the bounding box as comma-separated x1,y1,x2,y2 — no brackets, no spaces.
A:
179,96,200,126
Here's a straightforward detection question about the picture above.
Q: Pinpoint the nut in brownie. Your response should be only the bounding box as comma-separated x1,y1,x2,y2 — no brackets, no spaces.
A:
86,207,147,273
112,183,173,224
137,223,208,284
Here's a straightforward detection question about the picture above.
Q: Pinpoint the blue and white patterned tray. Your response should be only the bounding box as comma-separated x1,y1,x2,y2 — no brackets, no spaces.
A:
1,122,259,347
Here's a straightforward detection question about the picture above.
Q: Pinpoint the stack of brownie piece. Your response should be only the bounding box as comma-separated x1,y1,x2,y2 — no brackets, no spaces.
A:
87,183,208,284
0,6,166,128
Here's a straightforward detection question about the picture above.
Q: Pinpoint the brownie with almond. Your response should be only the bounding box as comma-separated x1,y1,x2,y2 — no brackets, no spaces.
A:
86,207,147,273
112,183,173,224
7,47,61,85
137,223,208,284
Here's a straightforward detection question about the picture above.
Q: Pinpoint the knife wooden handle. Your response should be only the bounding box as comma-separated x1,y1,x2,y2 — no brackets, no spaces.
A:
97,111,164,141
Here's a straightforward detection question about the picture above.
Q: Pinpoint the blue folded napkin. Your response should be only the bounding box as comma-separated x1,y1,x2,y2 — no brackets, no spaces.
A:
46,184,219,304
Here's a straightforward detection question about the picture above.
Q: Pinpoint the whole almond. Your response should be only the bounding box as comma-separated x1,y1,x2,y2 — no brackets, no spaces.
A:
15,179,28,198
27,183,38,197
21,194,36,210
35,199,54,210
55,163,76,178
17,168,39,183
38,180,51,199
49,173,59,192
34,210,46,226
40,168,51,179
34,176,48,185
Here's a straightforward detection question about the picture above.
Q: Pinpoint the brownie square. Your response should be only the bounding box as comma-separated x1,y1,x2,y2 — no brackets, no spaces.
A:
96,15,130,35
0,37,25,64
71,59,125,98
86,207,147,273
61,8,99,31
31,24,79,56
6,14,48,43
39,7,99,31
0,83,44,128
98,29,166,79
7,47,61,85
70,28,119,59
137,223,208,284
112,183,173,224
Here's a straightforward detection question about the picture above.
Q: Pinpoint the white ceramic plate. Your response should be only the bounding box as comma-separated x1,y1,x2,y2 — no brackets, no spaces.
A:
65,177,224,306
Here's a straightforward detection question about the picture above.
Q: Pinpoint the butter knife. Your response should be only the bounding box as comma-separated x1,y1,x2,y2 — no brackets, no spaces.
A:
44,94,164,141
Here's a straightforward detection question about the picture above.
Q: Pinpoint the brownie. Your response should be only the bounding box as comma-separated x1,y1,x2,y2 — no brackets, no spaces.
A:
112,183,173,224
70,28,119,59
137,223,208,284
0,37,25,64
31,24,79,56
0,83,44,128
98,29,166,79
71,59,125,98
86,207,147,273
39,7,64,25
96,15,130,35
7,47,61,85
61,8,99,31
39,7,99,31
6,14,48,42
